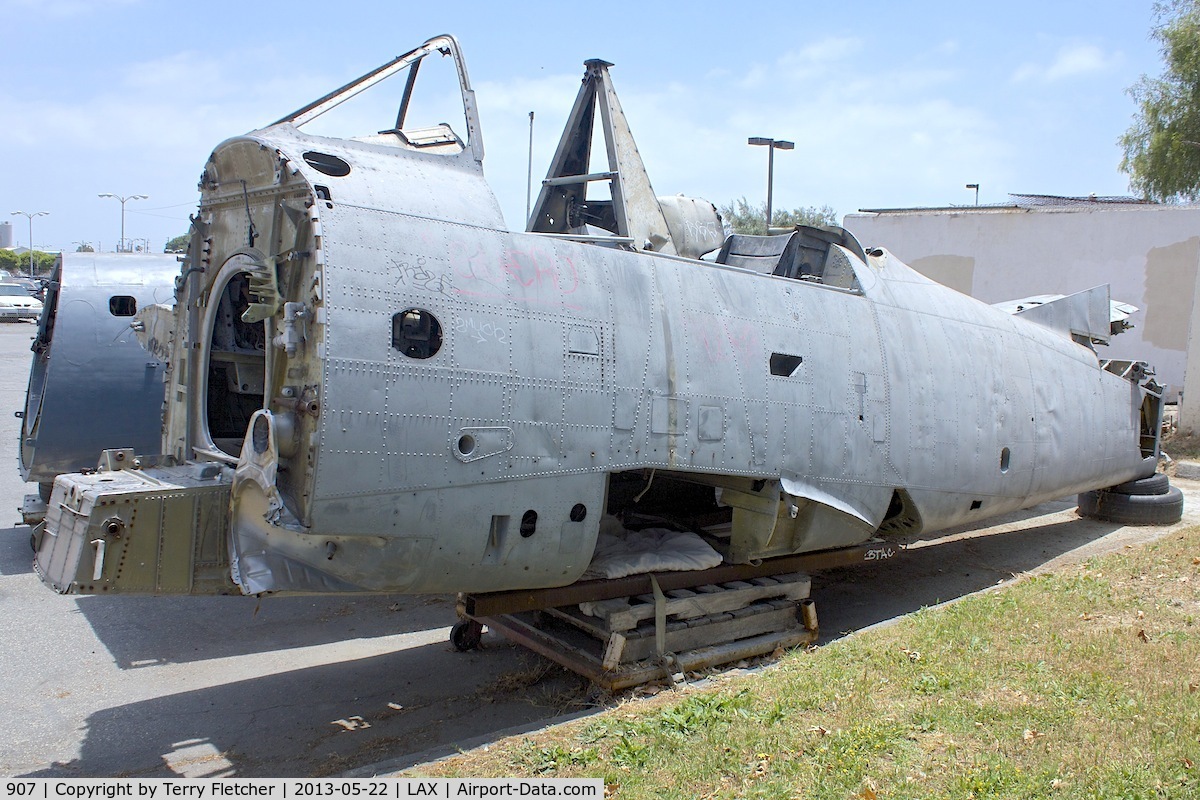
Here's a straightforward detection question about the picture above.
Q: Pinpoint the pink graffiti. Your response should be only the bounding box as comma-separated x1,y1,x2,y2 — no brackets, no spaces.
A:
726,321,759,362
447,239,497,288
447,238,583,309
502,246,580,295
682,316,760,364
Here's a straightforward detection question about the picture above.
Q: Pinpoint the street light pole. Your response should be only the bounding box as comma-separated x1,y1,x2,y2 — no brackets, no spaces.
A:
966,183,980,206
98,193,148,252
526,111,535,227
10,210,49,276
748,137,794,232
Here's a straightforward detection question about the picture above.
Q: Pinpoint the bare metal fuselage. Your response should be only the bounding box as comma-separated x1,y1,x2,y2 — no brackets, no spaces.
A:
20,253,177,489
34,37,1161,598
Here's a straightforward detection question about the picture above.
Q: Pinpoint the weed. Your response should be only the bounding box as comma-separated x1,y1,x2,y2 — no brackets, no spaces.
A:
608,734,649,770
414,525,1200,799
510,739,598,774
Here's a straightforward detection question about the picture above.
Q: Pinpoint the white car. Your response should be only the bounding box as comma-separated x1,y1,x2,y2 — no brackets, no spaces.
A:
0,283,42,321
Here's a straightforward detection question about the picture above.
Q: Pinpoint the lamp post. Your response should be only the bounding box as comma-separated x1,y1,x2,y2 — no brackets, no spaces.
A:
526,111,535,227
10,211,49,276
98,193,148,252
966,183,980,206
748,137,794,232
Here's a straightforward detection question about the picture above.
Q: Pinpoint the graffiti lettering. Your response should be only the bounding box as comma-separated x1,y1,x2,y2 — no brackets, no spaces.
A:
503,247,580,295
454,316,508,345
448,239,584,309
394,256,453,296
145,336,171,364
864,546,897,562
680,218,722,252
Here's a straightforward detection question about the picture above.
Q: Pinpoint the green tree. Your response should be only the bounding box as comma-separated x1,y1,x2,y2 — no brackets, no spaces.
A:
719,196,838,235
1120,1,1200,200
75,243,94,252
164,234,189,253
0,248,55,276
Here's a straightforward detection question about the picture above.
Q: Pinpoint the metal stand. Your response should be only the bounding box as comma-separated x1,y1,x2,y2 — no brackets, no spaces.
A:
450,540,895,690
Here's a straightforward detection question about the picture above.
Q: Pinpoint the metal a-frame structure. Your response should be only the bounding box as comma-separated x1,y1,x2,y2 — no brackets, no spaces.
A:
527,59,677,255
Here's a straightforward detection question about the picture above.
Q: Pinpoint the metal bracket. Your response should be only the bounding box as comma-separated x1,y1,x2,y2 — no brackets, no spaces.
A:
650,575,680,686
90,539,106,581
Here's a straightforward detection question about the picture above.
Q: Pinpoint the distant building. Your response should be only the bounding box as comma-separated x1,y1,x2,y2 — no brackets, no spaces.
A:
0,221,11,249
843,195,1200,429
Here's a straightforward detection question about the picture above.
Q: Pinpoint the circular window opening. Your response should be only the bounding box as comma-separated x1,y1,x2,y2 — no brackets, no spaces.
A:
457,434,476,458
302,151,351,177
392,309,443,359
570,503,587,522
520,510,538,538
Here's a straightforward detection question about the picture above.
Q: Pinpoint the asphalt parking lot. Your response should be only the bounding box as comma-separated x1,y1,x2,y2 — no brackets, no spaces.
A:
0,321,585,778
1,318,1197,779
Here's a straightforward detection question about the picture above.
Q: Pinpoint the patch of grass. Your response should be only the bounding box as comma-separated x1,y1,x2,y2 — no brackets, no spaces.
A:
411,527,1200,798
509,739,599,774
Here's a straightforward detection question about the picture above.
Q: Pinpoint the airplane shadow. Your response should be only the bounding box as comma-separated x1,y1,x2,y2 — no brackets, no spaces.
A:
0,524,456,669
17,636,587,778
812,500,1123,642
10,499,1131,778
0,524,38,575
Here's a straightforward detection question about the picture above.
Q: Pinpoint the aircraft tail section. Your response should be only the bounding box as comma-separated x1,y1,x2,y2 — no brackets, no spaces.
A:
994,285,1137,346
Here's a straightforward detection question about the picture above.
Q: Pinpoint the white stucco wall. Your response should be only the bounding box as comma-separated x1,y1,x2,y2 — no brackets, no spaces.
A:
844,205,1200,427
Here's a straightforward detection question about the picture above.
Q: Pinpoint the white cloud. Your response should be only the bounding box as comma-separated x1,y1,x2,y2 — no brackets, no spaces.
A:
781,36,863,69
736,64,771,91
734,37,862,90
0,20,1134,253
594,67,998,219
1012,43,1113,83
0,45,346,249
460,38,1019,228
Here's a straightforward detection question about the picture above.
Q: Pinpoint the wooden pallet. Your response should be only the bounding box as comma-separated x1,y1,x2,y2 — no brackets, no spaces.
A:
577,573,811,631
475,572,817,691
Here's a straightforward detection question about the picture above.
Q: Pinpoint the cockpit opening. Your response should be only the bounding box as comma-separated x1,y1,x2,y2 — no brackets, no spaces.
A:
714,226,865,291
273,36,479,160
206,272,266,457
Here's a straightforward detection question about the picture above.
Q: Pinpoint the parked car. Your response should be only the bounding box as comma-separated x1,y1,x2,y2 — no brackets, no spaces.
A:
8,276,44,297
0,283,43,321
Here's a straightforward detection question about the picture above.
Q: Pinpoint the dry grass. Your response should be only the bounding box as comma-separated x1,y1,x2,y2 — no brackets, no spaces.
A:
408,526,1200,798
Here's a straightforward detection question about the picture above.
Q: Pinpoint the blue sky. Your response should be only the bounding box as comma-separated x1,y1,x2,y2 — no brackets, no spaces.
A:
0,0,1167,252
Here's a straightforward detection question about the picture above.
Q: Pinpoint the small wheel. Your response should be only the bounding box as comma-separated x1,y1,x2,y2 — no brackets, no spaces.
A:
1107,473,1169,496
1078,486,1183,525
450,619,483,651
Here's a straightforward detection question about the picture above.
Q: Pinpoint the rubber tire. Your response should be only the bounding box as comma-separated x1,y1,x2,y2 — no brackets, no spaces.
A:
1077,486,1183,525
1107,472,1169,496
450,620,483,651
